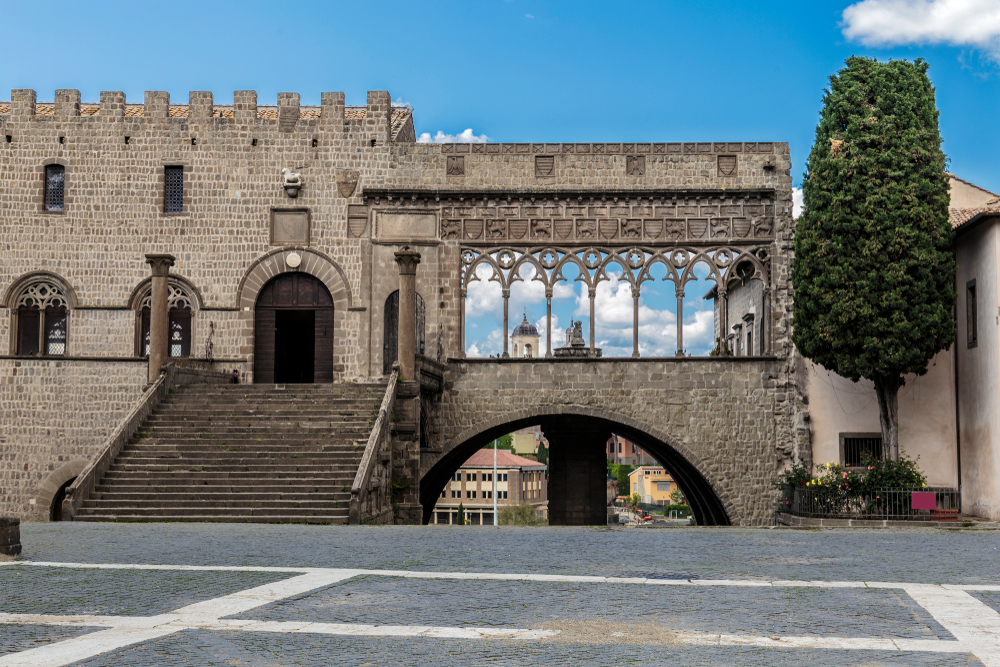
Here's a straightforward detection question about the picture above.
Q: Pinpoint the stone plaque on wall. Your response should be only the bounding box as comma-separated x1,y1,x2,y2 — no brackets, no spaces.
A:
374,211,438,243
270,208,310,245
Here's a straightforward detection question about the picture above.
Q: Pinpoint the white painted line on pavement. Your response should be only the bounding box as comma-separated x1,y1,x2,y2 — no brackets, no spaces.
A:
16,560,1000,591
0,571,355,667
904,585,1000,667
4,561,1000,665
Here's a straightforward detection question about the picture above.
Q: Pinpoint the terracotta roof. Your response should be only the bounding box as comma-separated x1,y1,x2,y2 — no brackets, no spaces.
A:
951,197,1000,230
0,102,413,137
461,449,546,469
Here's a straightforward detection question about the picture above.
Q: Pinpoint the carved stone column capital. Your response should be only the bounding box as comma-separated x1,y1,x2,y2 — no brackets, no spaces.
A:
393,246,421,275
144,253,175,277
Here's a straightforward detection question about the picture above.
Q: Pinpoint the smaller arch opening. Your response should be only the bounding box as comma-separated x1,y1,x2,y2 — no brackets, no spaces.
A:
50,477,76,521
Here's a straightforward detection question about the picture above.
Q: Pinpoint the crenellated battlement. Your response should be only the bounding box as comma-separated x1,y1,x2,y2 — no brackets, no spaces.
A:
0,89,413,141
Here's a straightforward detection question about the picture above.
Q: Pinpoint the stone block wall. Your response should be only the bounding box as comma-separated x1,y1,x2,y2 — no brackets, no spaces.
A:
0,359,146,518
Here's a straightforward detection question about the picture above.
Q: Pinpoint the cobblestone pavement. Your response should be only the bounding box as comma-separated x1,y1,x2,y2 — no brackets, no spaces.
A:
1,523,999,666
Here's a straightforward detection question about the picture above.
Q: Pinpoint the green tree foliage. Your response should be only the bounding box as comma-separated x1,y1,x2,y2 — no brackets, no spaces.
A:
481,434,513,451
793,57,954,459
456,502,465,525
607,462,635,496
498,502,544,526
536,443,548,466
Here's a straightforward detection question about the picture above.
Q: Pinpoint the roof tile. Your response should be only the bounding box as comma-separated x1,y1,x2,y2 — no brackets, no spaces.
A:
461,449,546,469
0,102,413,138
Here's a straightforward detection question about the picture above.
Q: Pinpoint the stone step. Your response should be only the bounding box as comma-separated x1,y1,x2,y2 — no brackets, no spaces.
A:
83,379,383,524
90,491,348,502
119,448,361,458
82,498,346,509
114,455,360,464
130,435,367,444
107,463,358,473
76,506,347,517
102,470,356,481
74,514,348,524
95,483,351,494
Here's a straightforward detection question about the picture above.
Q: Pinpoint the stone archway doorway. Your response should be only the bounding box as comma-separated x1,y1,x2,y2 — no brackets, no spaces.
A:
254,273,334,383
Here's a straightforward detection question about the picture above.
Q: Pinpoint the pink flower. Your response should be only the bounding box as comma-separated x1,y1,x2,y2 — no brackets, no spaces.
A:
842,472,848,479
868,466,874,470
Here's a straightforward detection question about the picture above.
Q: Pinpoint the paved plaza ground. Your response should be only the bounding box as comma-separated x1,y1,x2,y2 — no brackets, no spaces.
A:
2,523,1000,666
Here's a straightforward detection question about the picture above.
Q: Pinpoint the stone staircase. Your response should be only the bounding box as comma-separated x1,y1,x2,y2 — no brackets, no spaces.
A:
75,382,387,524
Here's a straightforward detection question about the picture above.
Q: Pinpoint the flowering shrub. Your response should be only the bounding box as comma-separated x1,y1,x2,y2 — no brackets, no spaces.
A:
773,455,930,517
772,454,926,492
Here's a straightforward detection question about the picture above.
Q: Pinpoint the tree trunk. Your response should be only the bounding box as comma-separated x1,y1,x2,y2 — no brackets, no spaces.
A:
873,376,902,460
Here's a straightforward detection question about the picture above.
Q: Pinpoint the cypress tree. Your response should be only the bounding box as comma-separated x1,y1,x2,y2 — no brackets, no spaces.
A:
792,57,954,460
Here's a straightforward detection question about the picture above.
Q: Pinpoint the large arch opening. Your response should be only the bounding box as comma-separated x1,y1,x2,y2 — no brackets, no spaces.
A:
421,411,731,527
253,273,334,384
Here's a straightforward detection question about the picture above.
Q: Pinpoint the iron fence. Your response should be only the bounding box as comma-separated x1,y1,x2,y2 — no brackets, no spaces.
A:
780,485,961,521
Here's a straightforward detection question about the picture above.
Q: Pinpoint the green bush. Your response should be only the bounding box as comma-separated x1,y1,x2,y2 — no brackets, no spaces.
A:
774,455,927,492
661,504,691,516
498,503,545,526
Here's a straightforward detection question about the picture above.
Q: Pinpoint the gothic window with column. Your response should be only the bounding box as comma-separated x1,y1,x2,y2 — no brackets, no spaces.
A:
13,279,70,356
137,282,194,358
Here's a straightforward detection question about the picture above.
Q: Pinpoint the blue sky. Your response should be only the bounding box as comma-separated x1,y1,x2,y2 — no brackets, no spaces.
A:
4,0,998,357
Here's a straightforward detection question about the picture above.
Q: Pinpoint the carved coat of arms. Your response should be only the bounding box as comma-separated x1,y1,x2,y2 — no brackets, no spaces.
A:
337,170,359,198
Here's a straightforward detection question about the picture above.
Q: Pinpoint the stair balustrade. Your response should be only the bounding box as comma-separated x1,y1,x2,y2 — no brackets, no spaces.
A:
349,363,399,525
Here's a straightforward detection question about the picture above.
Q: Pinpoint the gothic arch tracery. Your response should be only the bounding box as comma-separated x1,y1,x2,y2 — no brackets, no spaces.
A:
460,244,771,358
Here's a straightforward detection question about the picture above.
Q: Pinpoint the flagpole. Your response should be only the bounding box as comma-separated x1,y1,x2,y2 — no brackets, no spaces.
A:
493,438,498,526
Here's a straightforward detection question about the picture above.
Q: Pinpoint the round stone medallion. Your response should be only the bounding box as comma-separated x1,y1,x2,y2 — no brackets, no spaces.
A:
285,252,302,268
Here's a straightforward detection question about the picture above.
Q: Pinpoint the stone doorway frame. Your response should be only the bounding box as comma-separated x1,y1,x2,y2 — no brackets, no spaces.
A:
237,247,355,383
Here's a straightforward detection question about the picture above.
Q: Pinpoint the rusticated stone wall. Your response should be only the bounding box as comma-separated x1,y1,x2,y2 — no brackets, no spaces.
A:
0,359,147,519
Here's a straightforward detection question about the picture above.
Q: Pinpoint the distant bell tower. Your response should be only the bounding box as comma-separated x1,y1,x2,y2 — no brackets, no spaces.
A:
510,314,540,358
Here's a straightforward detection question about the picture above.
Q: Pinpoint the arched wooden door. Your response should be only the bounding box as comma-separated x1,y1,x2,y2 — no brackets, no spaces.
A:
254,273,334,384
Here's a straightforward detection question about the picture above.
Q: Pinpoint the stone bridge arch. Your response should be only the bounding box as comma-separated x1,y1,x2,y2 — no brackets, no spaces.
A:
420,358,801,526
420,403,733,526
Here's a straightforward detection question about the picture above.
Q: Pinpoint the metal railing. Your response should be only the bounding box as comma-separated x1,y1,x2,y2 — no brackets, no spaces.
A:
348,365,399,525
780,485,962,521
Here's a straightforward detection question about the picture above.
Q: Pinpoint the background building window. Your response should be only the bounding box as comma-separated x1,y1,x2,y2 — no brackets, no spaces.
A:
44,165,65,211
164,166,183,213
967,279,977,349
14,280,70,356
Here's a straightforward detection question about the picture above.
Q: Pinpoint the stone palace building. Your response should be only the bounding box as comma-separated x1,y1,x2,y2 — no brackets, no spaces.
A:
3,85,995,525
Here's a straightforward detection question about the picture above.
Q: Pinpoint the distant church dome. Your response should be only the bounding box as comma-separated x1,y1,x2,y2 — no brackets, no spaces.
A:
512,315,539,337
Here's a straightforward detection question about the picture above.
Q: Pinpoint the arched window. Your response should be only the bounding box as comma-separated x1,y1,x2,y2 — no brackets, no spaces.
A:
14,280,69,356
137,283,194,358
383,290,425,375
44,165,65,212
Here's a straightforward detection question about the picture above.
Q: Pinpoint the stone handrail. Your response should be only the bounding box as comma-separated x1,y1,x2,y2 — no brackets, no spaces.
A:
61,362,230,520
348,365,399,525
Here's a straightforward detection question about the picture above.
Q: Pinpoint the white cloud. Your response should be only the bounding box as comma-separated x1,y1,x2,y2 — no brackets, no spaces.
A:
417,129,490,144
466,328,505,358
842,0,1000,61
793,187,804,219
525,13,535,18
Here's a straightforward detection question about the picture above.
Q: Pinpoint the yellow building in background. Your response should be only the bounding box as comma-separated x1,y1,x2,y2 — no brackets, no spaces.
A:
628,466,678,505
